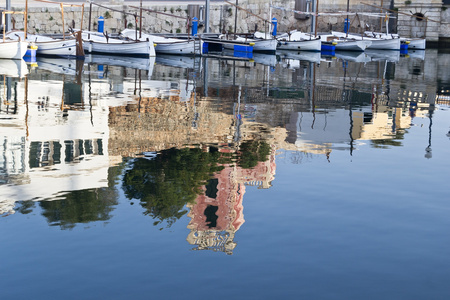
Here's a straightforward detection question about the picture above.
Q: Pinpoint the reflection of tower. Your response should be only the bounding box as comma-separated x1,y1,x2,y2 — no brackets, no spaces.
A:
186,166,245,255
186,147,276,254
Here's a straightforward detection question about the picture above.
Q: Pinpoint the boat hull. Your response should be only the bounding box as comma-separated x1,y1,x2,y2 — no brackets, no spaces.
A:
155,40,196,55
405,38,426,50
35,39,77,57
332,31,401,50
252,39,277,53
335,40,372,51
276,38,321,52
0,41,28,59
83,40,154,57
223,38,277,53
368,38,401,50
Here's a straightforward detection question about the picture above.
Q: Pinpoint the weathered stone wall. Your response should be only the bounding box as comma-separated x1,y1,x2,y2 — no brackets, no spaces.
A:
395,0,443,43
10,0,448,43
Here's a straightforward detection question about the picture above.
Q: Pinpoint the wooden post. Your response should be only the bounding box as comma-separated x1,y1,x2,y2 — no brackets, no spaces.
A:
314,0,319,36
380,0,383,32
139,0,142,38
234,0,238,38
81,4,84,32
61,3,65,39
2,12,5,42
88,2,92,32
25,0,28,39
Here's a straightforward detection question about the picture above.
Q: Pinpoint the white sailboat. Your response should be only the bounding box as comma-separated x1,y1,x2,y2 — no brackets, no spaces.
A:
0,40,29,59
276,31,322,52
332,31,401,50
364,31,426,50
82,31,156,57
1,10,29,59
319,34,372,51
221,32,278,53
7,31,77,57
121,29,198,55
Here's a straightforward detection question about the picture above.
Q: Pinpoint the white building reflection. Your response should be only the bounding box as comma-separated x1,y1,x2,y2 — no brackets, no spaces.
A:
0,56,198,216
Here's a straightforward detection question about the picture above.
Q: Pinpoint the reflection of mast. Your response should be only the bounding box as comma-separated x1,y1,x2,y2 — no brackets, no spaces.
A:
425,108,433,159
342,61,354,155
310,61,316,129
232,61,242,145
88,66,93,126
25,77,29,138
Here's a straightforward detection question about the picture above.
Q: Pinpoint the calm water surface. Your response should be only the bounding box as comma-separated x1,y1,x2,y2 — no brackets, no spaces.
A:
1,50,449,299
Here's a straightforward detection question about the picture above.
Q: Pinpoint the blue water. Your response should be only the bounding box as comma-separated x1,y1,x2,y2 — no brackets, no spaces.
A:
1,50,450,299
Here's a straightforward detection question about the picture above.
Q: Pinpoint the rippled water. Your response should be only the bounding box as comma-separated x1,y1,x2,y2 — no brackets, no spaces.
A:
1,50,449,299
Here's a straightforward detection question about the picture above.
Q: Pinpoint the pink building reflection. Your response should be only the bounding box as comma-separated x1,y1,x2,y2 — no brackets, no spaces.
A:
187,149,276,254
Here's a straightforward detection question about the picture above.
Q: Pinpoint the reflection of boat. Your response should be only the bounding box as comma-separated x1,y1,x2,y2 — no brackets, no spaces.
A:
252,53,277,67
121,29,198,55
86,54,155,73
335,51,371,63
7,31,77,57
276,49,321,64
36,57,78,75
82,31,155,57
155,54,199,69
408,50,425,60
366,49,400,62
0,59,28,77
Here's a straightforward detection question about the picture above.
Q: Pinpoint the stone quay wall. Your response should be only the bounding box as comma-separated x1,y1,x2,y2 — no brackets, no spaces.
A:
8,0,449,43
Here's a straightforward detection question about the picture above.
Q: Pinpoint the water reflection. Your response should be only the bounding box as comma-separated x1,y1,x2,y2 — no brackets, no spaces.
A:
1,49,449,248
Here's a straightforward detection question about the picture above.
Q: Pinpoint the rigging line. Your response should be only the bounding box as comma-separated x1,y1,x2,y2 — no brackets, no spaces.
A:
361,2,442,23
271,6,397,18
129,5,188,20
90,2,138,17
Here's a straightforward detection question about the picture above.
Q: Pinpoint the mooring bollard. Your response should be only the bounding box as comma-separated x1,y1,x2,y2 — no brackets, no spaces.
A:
98,16,104,33
272,17,278,37
192,17,198,36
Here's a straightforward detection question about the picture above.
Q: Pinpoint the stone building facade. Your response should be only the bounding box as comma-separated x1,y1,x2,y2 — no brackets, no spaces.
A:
8,1,450,45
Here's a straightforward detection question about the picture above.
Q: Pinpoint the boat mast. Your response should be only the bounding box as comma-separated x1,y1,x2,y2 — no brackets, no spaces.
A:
25,0,28,39
314,0,319,37
380,0,383,32
234,0,238,39
205,0,210,33
346,0,349,38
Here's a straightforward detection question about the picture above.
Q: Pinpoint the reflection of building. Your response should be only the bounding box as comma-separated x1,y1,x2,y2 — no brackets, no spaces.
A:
186,148,276,255
187,166,245,255
0,77,112,212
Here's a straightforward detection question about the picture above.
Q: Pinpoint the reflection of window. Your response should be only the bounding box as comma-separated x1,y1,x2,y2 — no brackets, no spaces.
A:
63,83,82,105
363,112,373,124
97,139,103,155
29,141,62,168
205,178,218,199
53,142,62,164
84,140,93,155
204,205,218,228
29,142,42,168
65,140,74,162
